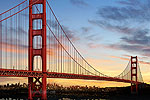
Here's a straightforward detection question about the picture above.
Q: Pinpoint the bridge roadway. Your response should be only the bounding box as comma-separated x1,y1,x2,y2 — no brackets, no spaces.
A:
0,69,142,84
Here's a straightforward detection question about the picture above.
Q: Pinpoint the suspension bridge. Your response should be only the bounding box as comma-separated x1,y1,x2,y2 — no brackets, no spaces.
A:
0,0,144,99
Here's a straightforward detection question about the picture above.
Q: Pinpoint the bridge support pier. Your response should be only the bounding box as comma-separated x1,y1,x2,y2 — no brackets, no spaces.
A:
42,74,47,100
131,56,138,94
28,77,33,100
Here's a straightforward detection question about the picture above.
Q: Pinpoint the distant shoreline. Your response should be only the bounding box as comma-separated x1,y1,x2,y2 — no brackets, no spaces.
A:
0,83,149,100
0,85,134,99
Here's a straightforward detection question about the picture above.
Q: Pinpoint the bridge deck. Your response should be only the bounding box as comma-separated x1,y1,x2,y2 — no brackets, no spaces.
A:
0,69,141,84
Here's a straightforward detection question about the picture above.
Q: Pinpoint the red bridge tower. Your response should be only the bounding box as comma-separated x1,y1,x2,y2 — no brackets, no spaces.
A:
131,56,138,93
28,0,47,99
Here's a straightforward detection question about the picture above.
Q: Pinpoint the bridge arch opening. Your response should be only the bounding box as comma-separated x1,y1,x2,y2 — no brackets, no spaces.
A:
33,19,42,30
33,56,42,71
32,4,43,14
33,36,42,49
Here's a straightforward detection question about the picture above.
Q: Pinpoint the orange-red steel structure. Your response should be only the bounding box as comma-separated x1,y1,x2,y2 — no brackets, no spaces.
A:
0,68,142,84
131,56,138,93
28,0,47,99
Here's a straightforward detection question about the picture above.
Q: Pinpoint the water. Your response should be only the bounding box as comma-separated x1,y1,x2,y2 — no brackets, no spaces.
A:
0,95,148,100
0,98,107,100
0,96,149,100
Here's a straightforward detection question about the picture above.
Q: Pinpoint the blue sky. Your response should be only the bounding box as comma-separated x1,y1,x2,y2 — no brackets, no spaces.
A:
48,0,150,61
0,0,150,86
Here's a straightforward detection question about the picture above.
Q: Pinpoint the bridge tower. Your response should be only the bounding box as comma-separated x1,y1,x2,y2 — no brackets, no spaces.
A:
28,0,47,99
131,56,138,93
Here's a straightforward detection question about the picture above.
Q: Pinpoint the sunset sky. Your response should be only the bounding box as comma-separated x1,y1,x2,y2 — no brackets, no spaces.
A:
0,0,150,87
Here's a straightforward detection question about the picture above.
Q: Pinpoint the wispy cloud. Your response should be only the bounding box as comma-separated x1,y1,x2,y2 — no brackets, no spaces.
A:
110,55,150,65
81,27,92,33
80,26,102,44
88,20,137,35
47,19,80,42
70,0,89,7
0,40,27,53
87,43,101,49
62,26,80,42
89,0,150,57
121,29,150,45
97,0,150,22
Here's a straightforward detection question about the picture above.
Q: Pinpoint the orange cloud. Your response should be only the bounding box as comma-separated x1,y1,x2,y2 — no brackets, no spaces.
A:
110,55,150,65
110,55,129,61
139,61,150,65
1,42,27,54
1,41,60,56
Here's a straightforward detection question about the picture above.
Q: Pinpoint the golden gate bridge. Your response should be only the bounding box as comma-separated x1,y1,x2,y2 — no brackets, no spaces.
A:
0,0,144,99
